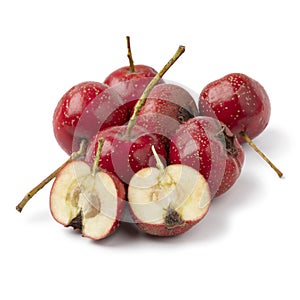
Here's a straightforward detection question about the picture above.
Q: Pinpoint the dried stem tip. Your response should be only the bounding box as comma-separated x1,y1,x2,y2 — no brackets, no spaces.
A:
126,36,135,73
240,131,283,178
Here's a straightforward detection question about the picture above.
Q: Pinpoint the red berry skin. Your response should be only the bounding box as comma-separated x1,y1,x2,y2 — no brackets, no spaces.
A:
169,116,244,198
85,125,167,185
53,81,129,155
135,84,199,147
199,73,271,144
104,65,164,112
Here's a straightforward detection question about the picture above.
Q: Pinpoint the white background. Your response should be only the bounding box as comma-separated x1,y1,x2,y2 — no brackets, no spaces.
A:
1,0,299,299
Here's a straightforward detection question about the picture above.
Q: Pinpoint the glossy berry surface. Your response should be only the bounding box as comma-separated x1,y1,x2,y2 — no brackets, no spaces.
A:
169,116,244,197
53,81,129,155
199,73,271,144
85,125,167,185
135,83,198,149
104,65,164,112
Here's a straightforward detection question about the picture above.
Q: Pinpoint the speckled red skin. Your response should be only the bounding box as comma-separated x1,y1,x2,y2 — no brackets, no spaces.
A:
135,84,199,149
104,65,164,112
53,81,129,155
199,73,271,144
169,116,244,198
85,125,167,185
130,208,209,237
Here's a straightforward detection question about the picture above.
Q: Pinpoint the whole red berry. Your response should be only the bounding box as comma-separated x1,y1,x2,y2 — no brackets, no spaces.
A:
104,65,164,112
53,81,129,154
85,125,167,185
169,116,244,197
199,73,271,144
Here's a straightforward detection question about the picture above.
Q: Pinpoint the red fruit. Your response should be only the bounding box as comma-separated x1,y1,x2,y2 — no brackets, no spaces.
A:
104,37,164,111
85,125,167,185
199,73,283,178
135,83,199,147
128,147,210,237
50,139,126,240
16,44,185,214
53,81,129,155
86,45,186,185
169,116,244,197
199,73,270,144
104,65,164,112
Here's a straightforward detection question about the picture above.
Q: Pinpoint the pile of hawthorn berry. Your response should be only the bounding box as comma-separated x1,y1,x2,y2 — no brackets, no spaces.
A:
16,37,282,240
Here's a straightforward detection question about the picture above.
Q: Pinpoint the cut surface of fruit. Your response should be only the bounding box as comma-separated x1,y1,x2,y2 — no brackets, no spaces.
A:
128,164,210,236
85,125,167,185
50,161,125,240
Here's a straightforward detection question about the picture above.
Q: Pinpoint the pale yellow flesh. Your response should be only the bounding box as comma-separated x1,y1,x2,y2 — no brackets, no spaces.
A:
50,161,119,239
128,164,210,225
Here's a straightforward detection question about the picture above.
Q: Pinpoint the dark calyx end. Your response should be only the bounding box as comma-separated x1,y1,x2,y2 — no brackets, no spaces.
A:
216,125,238,156
164,206,184,228
67,212,83,231
177,107,194,123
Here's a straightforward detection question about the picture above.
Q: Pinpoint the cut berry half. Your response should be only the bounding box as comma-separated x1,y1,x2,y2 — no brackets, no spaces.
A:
128,146,211,236
50,140,125,240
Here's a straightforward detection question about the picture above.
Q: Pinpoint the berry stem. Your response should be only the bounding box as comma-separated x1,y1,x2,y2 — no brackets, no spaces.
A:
151,145,165,171
16,139,88,213
126,36,135,73
125,45,185,137
92,138,104,176
240,131,283,178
